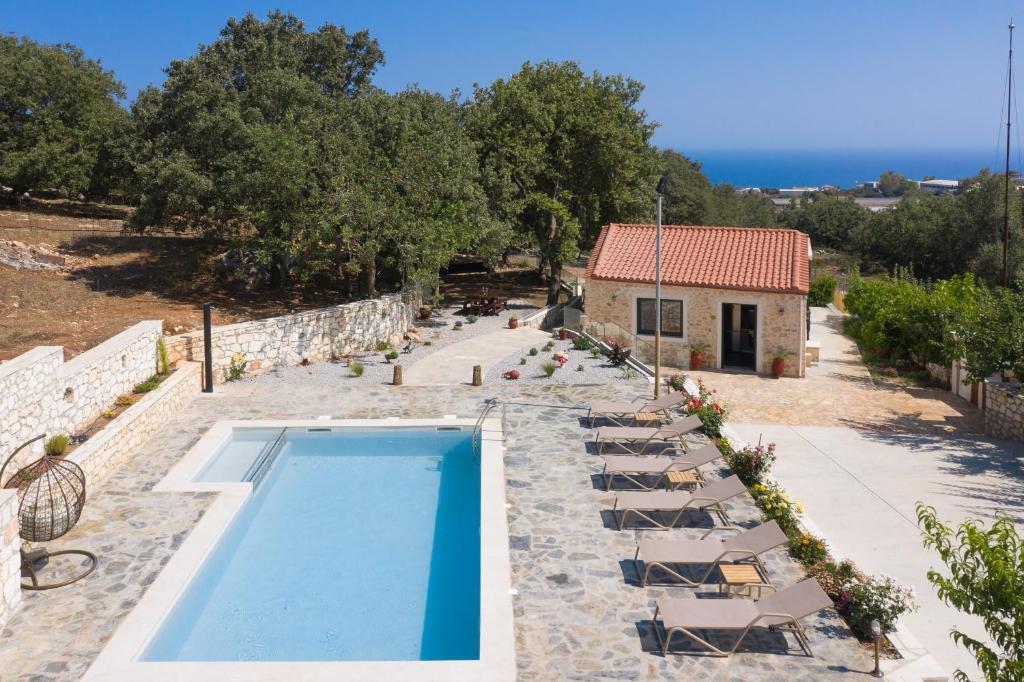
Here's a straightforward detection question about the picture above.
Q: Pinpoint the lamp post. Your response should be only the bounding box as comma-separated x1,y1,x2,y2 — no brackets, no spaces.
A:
654,175,668,397
870,619,883,677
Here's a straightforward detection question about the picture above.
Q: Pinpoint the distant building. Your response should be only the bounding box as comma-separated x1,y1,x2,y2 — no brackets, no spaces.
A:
915,179,959,193
777,187,820,197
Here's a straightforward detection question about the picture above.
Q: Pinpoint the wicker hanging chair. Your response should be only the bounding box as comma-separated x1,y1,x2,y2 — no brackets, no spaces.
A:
0,435,97,590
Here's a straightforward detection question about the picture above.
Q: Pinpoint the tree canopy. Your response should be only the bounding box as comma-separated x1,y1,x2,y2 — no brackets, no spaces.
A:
129,10,385,286
469,60,658,303
0,35,127,196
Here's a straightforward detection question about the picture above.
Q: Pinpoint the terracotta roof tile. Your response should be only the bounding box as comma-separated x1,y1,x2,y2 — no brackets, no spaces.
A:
585,224,810,295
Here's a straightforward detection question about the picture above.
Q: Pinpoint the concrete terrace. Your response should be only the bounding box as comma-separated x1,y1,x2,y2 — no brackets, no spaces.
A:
0,379,870,681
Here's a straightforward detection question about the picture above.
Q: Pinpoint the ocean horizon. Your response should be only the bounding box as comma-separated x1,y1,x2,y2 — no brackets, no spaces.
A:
683,148,1006,189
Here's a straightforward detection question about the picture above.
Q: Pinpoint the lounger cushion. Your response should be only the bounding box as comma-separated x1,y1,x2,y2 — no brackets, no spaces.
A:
596,426,659,440
657,597,758,630
602,455,678,473
638,538,724,565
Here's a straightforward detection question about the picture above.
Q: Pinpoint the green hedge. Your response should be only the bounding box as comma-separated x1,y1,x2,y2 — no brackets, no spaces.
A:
808,274,837,307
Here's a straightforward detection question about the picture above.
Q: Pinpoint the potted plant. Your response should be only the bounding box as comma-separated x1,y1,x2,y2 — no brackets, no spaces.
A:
689,343,709,370
771,349,789,378
508,316,519,329
558,328,568,340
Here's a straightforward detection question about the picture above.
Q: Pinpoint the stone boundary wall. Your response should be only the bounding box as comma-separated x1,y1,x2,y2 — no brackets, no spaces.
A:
0,489,19,629
68,362,202,490
0,322,162,471
984,381,1024,442
163,291,420,384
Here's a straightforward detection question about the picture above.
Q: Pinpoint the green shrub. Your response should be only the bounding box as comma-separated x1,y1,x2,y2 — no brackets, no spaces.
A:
385,350,399,361
576,364,584,371
619,365,639,379
157,337,171,375
843,574,917,637
44,434,70,457
528,347,539,356
571,335,593,351
540,361,558,377
133,377,162,394
788,532,829,566
350,361,365,377
542,341,554,351
376,341,391,351
808,274,837,307
102,408,117,419
227,352,247,381
466,314,478,324
519,356,527,365
115,394,137,407
589,347,601,359
806,559,863,600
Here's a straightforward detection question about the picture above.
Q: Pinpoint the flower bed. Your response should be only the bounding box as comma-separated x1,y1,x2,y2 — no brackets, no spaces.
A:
713,433,916,645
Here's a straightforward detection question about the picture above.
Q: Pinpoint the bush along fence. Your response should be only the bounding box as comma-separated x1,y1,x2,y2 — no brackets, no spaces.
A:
672,375,918,645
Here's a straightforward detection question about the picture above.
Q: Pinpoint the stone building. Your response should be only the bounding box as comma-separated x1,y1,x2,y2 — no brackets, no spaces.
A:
583,223,811,377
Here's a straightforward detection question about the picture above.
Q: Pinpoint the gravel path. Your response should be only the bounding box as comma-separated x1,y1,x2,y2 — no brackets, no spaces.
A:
237,300,540,386
484,336,650,387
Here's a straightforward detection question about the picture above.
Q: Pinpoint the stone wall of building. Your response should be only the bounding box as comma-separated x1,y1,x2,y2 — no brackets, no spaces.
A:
0,322,162,471
0,489,19,629
68,362,201,490
984,381,1024,441
164,291,420,384
583,279,807,377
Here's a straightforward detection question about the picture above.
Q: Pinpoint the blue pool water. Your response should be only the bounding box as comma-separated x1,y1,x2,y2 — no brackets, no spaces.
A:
144,428,480,662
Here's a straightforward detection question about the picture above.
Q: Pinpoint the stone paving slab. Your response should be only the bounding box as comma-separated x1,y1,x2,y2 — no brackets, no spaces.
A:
0,381,869,681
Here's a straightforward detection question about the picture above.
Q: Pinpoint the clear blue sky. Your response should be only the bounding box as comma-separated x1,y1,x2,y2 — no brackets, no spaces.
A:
2,1,1021,150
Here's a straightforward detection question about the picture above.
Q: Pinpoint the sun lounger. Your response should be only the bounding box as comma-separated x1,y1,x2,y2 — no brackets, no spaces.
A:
633,520,787,586
587,392,687,426
595,414,703,455
651,578,832,657
600,443,722,491
611,475,746,530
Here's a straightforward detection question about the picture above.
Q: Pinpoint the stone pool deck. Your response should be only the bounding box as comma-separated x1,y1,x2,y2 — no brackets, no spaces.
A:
0,380,869,681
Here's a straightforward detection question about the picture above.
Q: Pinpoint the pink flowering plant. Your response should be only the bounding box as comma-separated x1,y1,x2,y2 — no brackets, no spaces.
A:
725,442,777,486
665,373,687,393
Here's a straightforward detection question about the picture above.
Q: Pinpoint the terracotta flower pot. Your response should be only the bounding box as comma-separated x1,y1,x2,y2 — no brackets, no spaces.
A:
689,351,704,371
559,329,568,340
508,318,519,329
771,357,786,378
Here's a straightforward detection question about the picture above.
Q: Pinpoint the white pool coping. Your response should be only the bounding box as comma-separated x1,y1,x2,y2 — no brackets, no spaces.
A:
83,418,515,682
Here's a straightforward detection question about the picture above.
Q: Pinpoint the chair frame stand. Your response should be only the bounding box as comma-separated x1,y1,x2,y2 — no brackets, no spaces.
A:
21,547,97,591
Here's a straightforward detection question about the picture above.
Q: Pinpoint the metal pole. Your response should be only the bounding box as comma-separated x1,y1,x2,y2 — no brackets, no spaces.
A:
1005,20,1015,288
203,303,214,393
654,194,662,397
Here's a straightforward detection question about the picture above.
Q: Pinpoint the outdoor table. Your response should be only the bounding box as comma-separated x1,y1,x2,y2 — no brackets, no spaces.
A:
717,564,774,599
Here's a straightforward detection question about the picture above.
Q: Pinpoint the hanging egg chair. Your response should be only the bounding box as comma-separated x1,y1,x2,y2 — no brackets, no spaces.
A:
0,435,97,590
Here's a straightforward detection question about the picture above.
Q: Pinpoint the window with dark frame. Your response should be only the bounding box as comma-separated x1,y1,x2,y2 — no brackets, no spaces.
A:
636,298,683,337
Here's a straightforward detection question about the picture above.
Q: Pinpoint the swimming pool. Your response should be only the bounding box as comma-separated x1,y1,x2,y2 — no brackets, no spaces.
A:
85,418,514,682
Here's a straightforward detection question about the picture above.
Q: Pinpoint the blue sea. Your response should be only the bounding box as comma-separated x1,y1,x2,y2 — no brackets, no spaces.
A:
685,148,1000,189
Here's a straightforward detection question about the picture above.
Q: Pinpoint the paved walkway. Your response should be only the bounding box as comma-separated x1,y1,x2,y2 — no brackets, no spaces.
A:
702,306,1022,680
688,307,985,433
402,326,550,385
730,422,1024,680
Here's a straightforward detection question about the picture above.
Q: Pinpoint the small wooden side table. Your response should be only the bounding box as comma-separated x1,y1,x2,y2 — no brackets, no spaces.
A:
633,411,660,423
718,564,772,599
665,470,699,490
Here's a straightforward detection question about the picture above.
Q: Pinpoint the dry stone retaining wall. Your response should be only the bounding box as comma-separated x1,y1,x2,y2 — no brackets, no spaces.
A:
984,381,1024,441
163,291,420,384
0,490,19,628
0,321,162,472
68,362,202,490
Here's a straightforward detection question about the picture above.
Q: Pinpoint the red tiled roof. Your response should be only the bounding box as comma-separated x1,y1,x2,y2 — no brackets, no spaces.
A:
585,224,810,295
